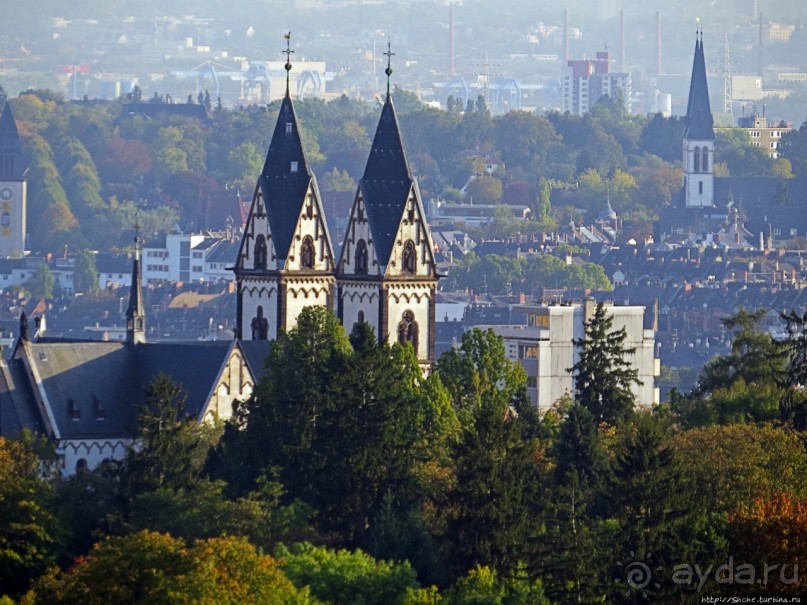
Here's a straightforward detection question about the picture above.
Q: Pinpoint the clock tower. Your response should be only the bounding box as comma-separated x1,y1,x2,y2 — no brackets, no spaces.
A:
0,104,27,258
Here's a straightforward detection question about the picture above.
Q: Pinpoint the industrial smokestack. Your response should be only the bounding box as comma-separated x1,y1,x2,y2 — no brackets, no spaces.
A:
449,6,455,75
564,9,570,63
758,12,764,76
655,11,663,75
619,10,625,72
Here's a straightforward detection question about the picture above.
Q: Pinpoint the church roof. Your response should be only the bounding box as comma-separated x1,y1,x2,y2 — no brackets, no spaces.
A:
683,35,714,141
258,94,317,263
358,95,415,267
0,103,26,180
6,340,236,441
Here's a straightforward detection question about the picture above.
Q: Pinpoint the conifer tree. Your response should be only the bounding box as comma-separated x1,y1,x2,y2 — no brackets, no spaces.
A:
571,302,640,425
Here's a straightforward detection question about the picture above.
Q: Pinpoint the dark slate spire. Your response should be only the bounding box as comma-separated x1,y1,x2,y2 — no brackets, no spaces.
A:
359,94,415,268
684,31,714,141
125,226,146,345
257,92,314,263
0,103,25,180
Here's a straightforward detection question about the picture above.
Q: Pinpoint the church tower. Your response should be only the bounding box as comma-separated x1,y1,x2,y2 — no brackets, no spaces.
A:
0,103,27,257
682,30,715,208
337,45,440,364
125,228,146,345
234,35,336,341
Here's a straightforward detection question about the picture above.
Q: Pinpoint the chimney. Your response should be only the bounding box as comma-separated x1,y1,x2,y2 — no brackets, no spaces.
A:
656,11,663,75
563,9,570,62
619,10,626,72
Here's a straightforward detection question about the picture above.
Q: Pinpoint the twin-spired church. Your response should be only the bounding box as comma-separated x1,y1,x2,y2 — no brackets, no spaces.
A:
234,63,439,364
0,50,439,475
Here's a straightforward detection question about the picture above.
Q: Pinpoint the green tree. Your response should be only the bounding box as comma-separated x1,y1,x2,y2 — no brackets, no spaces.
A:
277,542,419,605
442,565,550,605
465,175,502,205
571,302,640,425
30,531,309,605
780,310,807,428
27,263,56,299
436,329,542,577
0,434,65,597
676,308,785,427
73,250,99,294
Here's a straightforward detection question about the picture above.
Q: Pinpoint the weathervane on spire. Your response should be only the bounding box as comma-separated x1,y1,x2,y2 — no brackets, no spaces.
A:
283,32,294,96
383,39,394,98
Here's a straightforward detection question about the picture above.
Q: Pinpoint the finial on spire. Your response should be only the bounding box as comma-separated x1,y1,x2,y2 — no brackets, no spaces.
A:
283,32,294,97
383,39,394,98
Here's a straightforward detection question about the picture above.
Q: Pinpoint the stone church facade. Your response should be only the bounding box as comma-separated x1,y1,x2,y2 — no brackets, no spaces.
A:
235,84,440,364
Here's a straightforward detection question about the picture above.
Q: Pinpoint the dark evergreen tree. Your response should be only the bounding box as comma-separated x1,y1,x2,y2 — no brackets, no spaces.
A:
781,309,807,429
571,302,640,425
675,308,786,427
437,329,543,579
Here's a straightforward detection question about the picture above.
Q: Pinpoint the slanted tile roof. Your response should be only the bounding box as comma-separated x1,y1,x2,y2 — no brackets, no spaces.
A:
258,94,315,263
15,340,235,440
683,35,714,141
358,96,414,268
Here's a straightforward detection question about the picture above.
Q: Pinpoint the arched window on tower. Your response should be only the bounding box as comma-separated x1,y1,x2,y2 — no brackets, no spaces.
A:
398,310,418,354
693,146,701,173
251,305,269,340
402,240,417,274
301,236,315,269
355,239,368,275
702,147,709,173
254,235,268,270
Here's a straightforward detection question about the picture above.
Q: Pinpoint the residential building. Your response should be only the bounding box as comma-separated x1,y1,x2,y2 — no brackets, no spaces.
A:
483,300,659,411
734,114,792,159
561,51,630,115
142,233,239,285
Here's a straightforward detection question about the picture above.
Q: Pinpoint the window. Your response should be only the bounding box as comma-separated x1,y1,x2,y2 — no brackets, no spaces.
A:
699,181,703,195
285,122,292,134
193,252,203,259
301,236,315,269
251,306,269,340
402,240,417,274
702,147,709,172
290,161,298,173
397,310,418,353
693,146,701,173
254,235,268,269
355,239,368,275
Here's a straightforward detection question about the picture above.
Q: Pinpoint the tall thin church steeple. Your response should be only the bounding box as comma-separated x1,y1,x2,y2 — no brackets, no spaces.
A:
126,225,146,344
682,29,715,208
684,29,714,141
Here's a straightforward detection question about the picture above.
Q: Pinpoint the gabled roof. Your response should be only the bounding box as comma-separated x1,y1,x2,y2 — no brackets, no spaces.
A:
358,95,414,267
10,340,236,440
683,35,714,141
258,94,317,263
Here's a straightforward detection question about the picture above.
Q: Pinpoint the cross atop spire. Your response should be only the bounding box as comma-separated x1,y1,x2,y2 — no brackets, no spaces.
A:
126,219,146,345
383,40,394,98
283,32,294,97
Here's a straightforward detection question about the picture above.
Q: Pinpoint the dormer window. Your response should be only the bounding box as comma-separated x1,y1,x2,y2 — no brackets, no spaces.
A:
286,122,293,134
69,399,80,420
93,396,106,420
290,161,298,173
